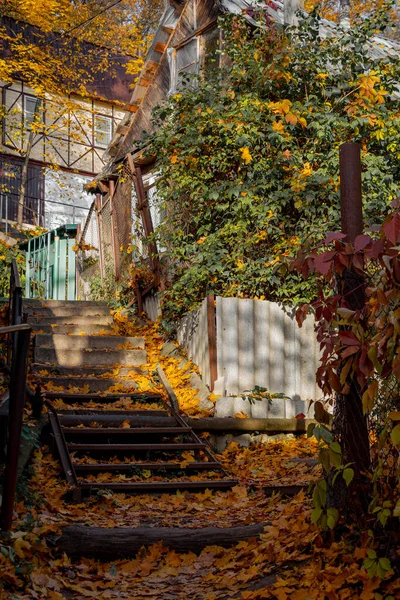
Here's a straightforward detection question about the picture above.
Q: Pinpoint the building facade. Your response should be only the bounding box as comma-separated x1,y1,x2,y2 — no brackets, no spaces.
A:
0,16,135,231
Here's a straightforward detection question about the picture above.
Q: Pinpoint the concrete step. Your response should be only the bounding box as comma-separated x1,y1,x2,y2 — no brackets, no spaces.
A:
31,365,147,378
27,315,114,326
35,334,144,351
39,377,138,393
23,300,109,308
30,324,116,335
34,347,147,367
24,306,112,317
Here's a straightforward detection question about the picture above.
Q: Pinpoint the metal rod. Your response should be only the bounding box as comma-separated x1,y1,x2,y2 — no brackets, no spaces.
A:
339,143,363,243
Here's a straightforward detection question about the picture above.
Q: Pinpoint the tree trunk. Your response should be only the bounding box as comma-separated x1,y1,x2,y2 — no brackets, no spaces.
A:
53,523,268,559
17,99,42,226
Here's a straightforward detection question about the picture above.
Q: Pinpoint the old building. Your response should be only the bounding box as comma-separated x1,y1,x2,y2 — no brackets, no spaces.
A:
0,16,135,231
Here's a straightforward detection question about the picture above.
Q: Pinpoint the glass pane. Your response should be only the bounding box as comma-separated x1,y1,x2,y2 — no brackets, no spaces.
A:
25,96,38,126
94,115,112,148
176,39,198,73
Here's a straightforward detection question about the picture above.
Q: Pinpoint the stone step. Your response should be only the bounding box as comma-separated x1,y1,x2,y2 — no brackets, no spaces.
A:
31,364,146,378
34,347,147,367
27,315,114,326
30,324,115,335
38,377,138,393
24,306,112,317
35,334,145,351
23,300,108,308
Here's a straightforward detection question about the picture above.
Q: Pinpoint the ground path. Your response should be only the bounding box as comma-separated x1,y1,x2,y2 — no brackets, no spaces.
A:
0,302,398,599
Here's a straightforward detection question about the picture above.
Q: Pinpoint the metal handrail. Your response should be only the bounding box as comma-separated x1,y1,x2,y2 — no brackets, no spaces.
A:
0,323,31,531
0,260,32,531
7,258,23,366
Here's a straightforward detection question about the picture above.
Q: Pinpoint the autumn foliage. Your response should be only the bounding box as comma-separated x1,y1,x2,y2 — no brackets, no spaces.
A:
147,4,400,326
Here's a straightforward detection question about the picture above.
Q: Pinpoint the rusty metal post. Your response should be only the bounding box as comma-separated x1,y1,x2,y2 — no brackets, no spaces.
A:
336,142,370,487
0,325,31,531
206,295,218,392
339,143,363,243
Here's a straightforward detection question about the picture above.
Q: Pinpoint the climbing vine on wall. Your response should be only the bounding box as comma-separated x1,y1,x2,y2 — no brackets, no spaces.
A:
147,4,400,327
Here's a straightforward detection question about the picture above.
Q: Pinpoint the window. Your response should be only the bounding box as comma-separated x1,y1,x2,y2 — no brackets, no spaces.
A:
94,115,112,148
24,95,39,128
169,38,200,93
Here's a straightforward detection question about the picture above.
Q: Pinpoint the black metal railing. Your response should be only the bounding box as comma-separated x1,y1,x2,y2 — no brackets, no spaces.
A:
7,258,23,366
0,323,31,531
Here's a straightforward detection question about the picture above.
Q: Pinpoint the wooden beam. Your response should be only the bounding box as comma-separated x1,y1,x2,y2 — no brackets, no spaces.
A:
58,415,315,434
154,42,167,53
53,522,269,559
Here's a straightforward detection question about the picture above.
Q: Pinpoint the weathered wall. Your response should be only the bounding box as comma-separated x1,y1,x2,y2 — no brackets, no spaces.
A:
143,294,162,322
143,294,321,418
215,296,320,416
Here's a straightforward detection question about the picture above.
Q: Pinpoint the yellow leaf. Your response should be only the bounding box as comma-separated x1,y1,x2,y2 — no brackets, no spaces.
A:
240,147,252,164
14,538,31,558
285,112,297,125
272,120,285,134
235,411,248,419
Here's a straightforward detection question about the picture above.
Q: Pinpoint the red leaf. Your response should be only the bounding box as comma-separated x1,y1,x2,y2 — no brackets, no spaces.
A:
295,413,306,420
382,212,400,244
314,252,334,275
354,234,371,252
295,304,309,328
342,345,360,358
323,232,346,245
368,239,385,260
339,331,360,346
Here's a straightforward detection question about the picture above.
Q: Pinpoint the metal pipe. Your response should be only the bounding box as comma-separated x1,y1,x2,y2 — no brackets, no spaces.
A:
339,143,363,243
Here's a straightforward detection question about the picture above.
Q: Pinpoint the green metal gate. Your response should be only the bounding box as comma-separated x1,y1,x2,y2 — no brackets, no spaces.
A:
20,224,77,300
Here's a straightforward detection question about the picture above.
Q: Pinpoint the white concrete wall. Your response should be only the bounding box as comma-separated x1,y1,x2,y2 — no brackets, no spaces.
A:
176,297,211,388
215,296,320,416
143,294,162,322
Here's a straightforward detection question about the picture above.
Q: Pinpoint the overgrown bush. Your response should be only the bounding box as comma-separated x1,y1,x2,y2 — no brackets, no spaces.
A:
147,3,400,326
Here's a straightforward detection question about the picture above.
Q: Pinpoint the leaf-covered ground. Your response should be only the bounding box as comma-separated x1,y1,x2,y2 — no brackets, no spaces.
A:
1,319,399,599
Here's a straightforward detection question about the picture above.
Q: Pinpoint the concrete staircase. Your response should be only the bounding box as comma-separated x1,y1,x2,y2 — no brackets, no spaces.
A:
25,300,147,393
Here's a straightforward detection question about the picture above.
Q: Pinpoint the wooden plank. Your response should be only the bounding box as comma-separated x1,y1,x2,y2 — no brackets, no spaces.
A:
74,461,222,472
67,442,206,451
156,364,179,412
58,415,315,433
48,412,77,486
63,427,187,435
78,480,237,490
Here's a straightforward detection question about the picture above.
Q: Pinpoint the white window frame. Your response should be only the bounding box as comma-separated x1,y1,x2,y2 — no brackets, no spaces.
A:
24,95,39,129
168,37,200,94
94,114,112,149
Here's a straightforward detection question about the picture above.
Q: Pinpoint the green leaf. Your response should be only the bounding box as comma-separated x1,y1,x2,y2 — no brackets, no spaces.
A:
311,507,323,524
390,424,400,446
307,422,316,438
363,558,375,569
367,549,377,559
343,468,354,487
393,499,400,518
319,447,330,472
378,557,392,572
329,442,341,454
